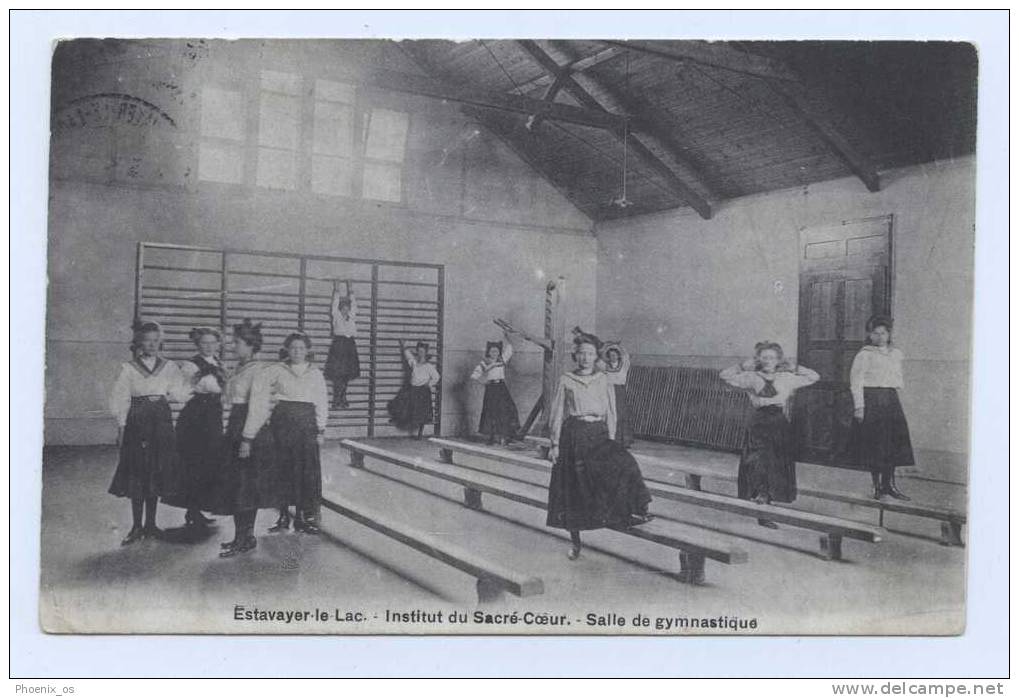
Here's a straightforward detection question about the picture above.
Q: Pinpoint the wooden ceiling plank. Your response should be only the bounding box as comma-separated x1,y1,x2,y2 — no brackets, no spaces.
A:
603,40,800,82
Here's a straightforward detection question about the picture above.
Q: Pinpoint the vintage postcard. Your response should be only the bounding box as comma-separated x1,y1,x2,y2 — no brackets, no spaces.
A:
41,36,975,635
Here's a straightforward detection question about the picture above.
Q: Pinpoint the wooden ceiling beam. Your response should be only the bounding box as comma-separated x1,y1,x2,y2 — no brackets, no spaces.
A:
603,39,800,82
517,40,713,220
514,45,623,94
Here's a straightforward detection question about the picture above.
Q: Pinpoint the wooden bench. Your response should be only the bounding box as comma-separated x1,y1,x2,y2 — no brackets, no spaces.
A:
343,439,748,585
524,435,966,547
319,492,544,604
439,437,881,561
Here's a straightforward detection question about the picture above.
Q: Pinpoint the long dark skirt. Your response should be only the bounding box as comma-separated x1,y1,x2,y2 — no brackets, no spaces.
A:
737,405,797,503
162,393,223,511
109,397,177,500
207,404,282,515
613,384,634,448
479,381,520,438
855,387,915,474
387,384,433,429
272,401,322,517
546,418,652,531
324,335,360,382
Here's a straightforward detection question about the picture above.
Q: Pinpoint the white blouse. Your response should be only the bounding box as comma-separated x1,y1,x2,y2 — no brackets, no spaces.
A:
179,355,225,395
470,342,513,383
719,364,820,417
223,360,268,405
109,356,187,427
243,361,329,438
331,295,358,338
403,349,441,387
849,345,905,410
549,371,618,444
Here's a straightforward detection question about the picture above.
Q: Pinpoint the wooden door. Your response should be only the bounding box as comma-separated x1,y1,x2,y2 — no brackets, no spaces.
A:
795,217,892,466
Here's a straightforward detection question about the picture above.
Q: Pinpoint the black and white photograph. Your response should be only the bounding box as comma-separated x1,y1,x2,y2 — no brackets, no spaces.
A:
36,28,983,639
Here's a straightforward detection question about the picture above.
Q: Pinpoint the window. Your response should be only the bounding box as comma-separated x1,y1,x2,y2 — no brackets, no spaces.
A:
198,87,245,184
361,107,409,202
311,79,356,197
256,70,301,190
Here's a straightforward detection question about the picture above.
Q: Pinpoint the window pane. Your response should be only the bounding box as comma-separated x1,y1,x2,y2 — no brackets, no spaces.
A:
313,101,353,156
315,79,356,104
364,108,408,162
257,147,297,190
362,161,402,202
198,141,244,183
200,87,244,141
261,70,302,95
312,155,354,197
258,92,299,150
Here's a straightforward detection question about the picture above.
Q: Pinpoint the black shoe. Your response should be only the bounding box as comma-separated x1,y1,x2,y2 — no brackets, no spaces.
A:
220,539,239,550
294,517,320,535
142,525,163,540
873,487,885,500
121,526,145,546
268,513,290,533
567,546,581,560
219,536,257,558
885,486,911,501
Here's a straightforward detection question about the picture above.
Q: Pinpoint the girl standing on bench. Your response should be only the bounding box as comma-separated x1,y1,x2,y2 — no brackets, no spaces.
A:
720,342,819,528
244,332,328,535
470,330,520,445
215,319,279,558
547,336,653,560
387,339,440,439
850,315,914,501
601,342,633,449
163,327,227,531
109,320,186,545
324,280,360,409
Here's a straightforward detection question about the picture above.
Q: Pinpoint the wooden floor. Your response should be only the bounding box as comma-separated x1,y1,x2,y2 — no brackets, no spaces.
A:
39,440,966,635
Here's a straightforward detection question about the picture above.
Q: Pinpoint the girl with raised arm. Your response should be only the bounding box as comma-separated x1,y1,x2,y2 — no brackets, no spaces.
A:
324,280,360,409
546,336,653,560
850,315,914,501
387,339,440,439
601,342,633,448
244,332,328,535
470,330,521,445
108,321,186,545
720,342,819,527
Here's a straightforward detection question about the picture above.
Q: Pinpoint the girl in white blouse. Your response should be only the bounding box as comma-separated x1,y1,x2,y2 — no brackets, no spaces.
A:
850,315,915,500
546,337,653,560
162,327,226,530
324,280,361,409
243,332,329,535
470,330,521,445
108,321,187,545
387,339,441,439
720,342,819,527
601,342,633,448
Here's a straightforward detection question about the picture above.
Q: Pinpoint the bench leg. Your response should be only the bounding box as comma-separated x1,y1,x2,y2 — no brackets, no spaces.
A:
476,576,506,605
349,451,365,469
463,487,483,511
941,521,965,547
438,448,453,464
677,552,706,585
820,534,843,561
684,474,702,491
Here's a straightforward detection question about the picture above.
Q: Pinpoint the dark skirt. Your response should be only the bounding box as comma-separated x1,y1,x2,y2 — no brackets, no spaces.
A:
737,405,797,503
271,401,322,516
207,403,282,515
546,418,652,531
324,335,360,382
109,397,177,500
613,384,634,448
479,381,520,437
855,387,915,473
162,393,224,511
387,384,433,429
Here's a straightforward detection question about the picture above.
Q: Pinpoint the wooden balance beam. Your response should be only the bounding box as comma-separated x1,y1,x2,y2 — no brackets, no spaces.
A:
342,439,747,585
435,437,881,561
524,435,966,547
319,492,544,604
